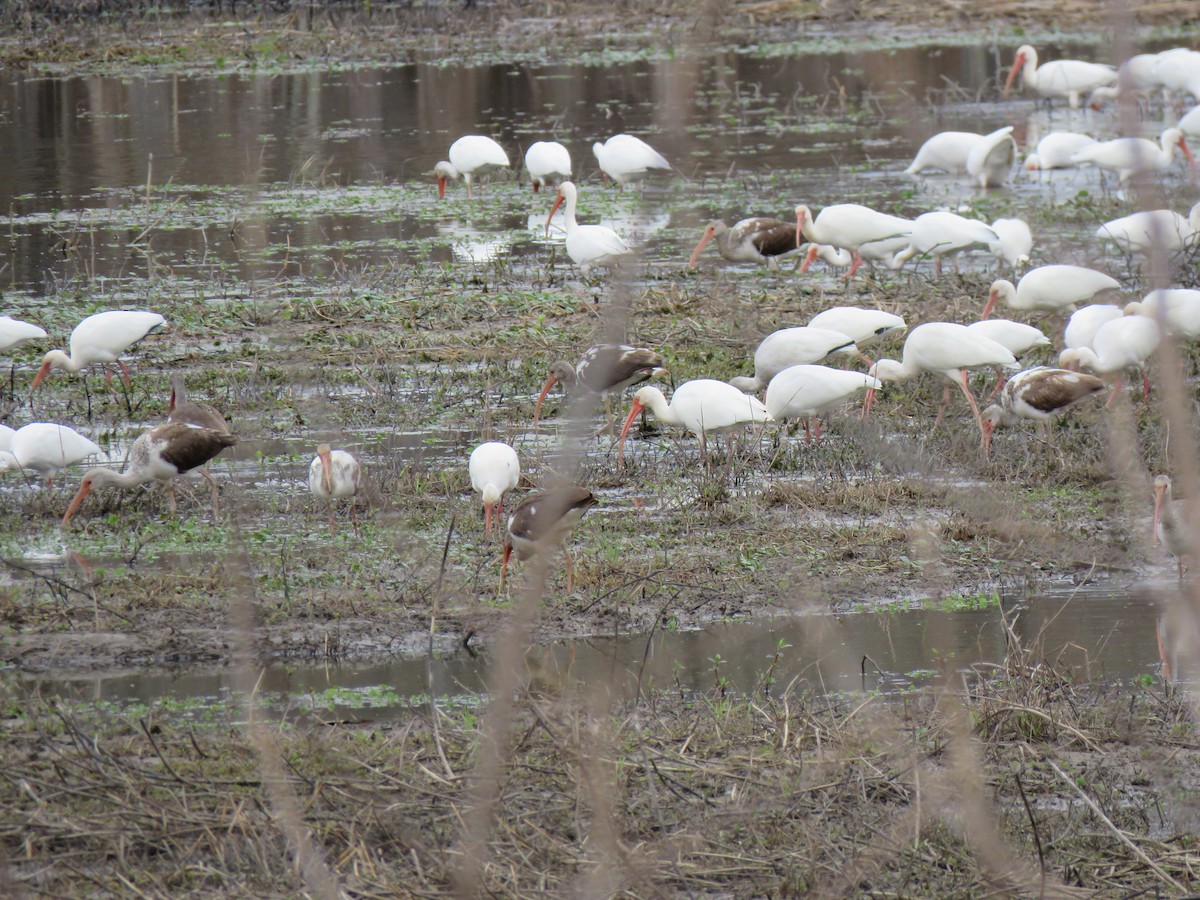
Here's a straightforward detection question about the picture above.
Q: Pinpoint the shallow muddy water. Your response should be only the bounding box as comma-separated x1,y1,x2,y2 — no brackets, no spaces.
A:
7,581,1178,721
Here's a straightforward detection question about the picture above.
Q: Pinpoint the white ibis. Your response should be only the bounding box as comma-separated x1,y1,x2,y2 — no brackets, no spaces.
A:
800,237,909,274
0,424,12,452
965,320,1050,358
1058,315,1162,407
501,486,597,593
988,218,1033,268
534,344,667,426
1064,304,1123,351
687,217,798,271
980,366,1106,458
794,204,912,279
1153,474,1194,579
32,310,166,389
168,376,231,512
1005,44,1117,108
1179,104,1200,137
434,135,510,199
1095,204,1200,258
1125,288,1200,339
983,265,1120,319
307,444,364,537
1070,128,1195,184
765,364,881,443
1088,53,1167,108
864,323,1018,432
0,423,102,488
904,126,1017,185
729,327,859,392
524,141,571,193
1024,132,1098,171
592,134,670,188
62,422,236,525
618,380,771,465
807,307,906,349
1152,49,1200,104
0,316,46,353
545,181,632,276
469,441,520,537
890,211,999,276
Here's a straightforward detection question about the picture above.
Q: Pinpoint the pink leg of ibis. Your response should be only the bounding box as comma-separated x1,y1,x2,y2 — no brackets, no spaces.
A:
117,359,132,389
985,367,1007,401
958,370,983,430
839,251,864,280
1106,375,1124,409
813,418,822,442
934,384,952,428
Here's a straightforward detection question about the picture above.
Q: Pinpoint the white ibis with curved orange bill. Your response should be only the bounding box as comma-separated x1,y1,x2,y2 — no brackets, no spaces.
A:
469,441,520,537
32,310,166,389
988,218,1033,268
545,181,632,276
794,204,912,279
1004,44,1117,108
434,135,510,199
618,380,771,465
524,141,571,193
983,265,1120,319
765,364,881,443
534,344,667,426
0,316,46,353
0,423,102,488
1024,132,1097,171
1070,127,1196,184
1064,304,1123,352
864,322,1018,432
1125,288,1200,339
1058,315,1162,407
308,444,364,537
807,307,906,349
687,217,798,271
502,486,597,593
1153,474,1195,580
61,421,237,526
890,211,999,276
1095,203,1200,258
902,126,1016,187
592,134,670,188
980,366,1105,459
730,327,860,392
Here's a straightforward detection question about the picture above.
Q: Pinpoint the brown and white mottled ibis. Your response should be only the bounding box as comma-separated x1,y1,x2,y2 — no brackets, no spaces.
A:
534,344,667,426
980,366,1106,458
546,181,632,276
524,141,571,193
765,364,881,443
983,266,1120,319
0,316,46,353
618,380,772,465
794,204,912,279
32,310,166,389
502,486,598,593
0,423,102,488
1071,128,1195,184
687,217,798,271
592,134,670,189
1058,315,1162,407
865,323,1018,432
730,327,859,392
469,441,520,537
1005,44,1117,108
308,444,364,537
168,376,231,511
61,422,237,525
434,136,510,199
1154,475,1195,580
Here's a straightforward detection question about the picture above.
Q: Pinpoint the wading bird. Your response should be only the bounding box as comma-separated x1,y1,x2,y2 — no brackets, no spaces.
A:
32,310,166,389
618,380,771,465
807,308,906,349
1070,128,1195,184
980,367,1105,459
534,344,667,426
308,444,364,537
1024,132,1098,171
434,135,510,199
1005,44,1117,108
904,126,1016,187
890,211,999,276
983,266,1120,319
61,422,237,525
0,316,46,353
0,423,102,488
469,441,520,537
730,327,860,392
687,217,798,271
1154,474,1195,580
1058,315,1161,407
1096,203,1200,259
545,181,632,276
794,204,912,279
765,364,881,443
502,486,597,593
592,134,670,188
988,218,1033,268
524,141,571,193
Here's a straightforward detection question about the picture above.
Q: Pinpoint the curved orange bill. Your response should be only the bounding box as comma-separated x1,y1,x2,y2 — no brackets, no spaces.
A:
1153,485,1166,544
1181,137,1197,176
980,420,993,459
981,287,999,320
484,501,495,537
687,227,716,268
617,398,645,466
546,194,565,237
437,176,447,200
794,209,807,248
533,374,559,427
31,359,52,390
319,448,334,493
800,243,820,272
861,387,876,420
61,481,92,527
1003,51,1026,98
